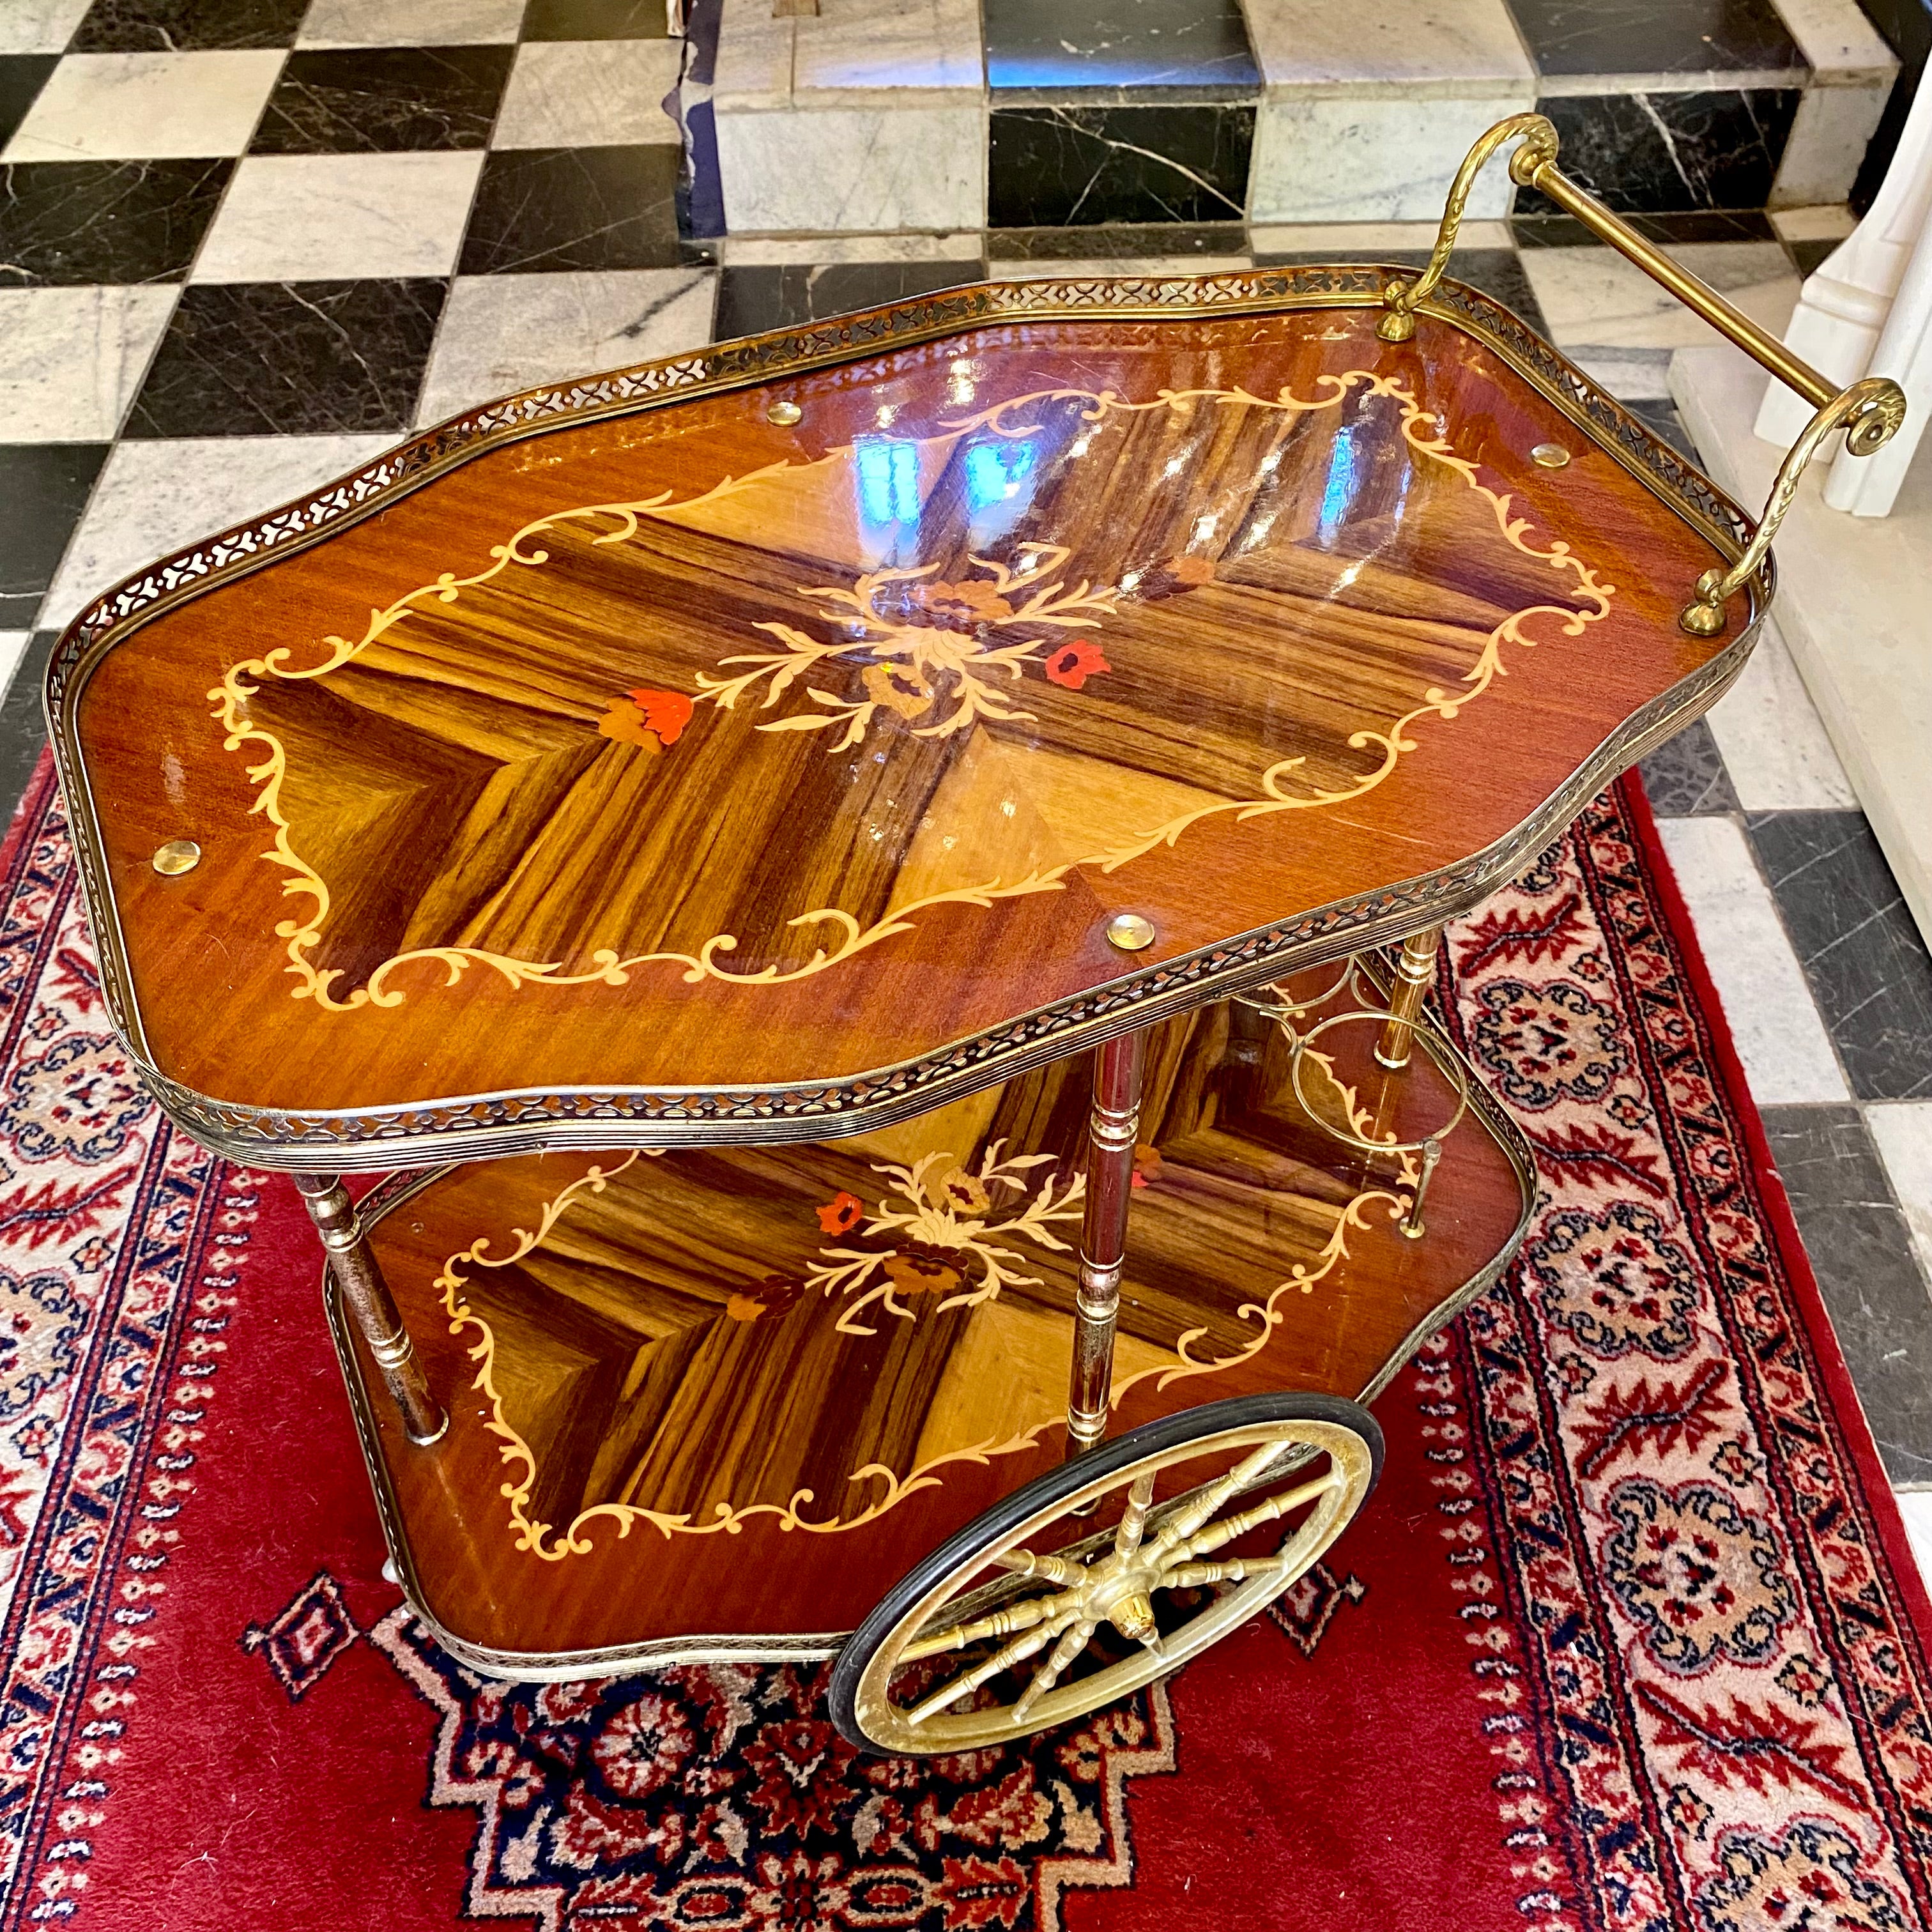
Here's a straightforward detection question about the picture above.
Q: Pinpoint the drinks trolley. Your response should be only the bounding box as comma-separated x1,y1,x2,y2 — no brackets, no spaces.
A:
45,117,1903,1754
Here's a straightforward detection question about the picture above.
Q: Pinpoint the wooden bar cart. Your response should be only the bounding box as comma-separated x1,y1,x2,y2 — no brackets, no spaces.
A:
45,118,1903,1754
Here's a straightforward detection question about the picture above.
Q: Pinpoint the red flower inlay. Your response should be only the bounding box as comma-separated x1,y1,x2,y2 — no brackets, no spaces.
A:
630,688,693,745
816,1190,864,1236
1043,640,1110,690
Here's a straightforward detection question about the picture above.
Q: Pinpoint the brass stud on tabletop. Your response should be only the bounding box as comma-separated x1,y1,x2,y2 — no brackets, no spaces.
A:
1530,443,1570,468
1104,912,1156,953
151,839,201,875
765,400,802,426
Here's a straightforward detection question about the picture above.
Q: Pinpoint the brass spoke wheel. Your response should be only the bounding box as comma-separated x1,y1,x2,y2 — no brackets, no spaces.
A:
831,1393,1382,1755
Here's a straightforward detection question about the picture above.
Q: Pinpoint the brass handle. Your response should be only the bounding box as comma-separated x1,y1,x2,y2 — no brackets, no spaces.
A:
1378,112,1908,636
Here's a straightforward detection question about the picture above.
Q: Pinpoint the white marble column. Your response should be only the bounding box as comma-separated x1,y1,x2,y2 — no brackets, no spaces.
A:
1756,68,1932,460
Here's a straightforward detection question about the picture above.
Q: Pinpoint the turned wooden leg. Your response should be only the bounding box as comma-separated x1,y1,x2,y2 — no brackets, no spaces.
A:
294,1172,447,1446
1065,1026,1150,1459
1375,924,1445,1071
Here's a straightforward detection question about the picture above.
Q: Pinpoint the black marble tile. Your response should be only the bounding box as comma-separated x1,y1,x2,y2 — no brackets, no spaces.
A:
1747,811,1932,1101
72,0,307,50
0,447,107,629
1761,1103,1932,1483
1505,0,1802,78
125,280,445,437
521,0,669,39
989,105,1254,228
0,160,233,286
988,222,1246,259
1512,207,1779,247
249,47,513,153
715,258,986,341
985,0,1258,100
1639,717,1736,815
0,56,56,150
1787,234,1842,277
1514,92,1800,215
0,631,55,830
1625,395,1697,458
459,146,683,273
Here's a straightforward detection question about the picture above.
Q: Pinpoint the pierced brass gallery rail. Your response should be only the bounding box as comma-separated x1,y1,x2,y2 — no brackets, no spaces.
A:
1379,111,1908,637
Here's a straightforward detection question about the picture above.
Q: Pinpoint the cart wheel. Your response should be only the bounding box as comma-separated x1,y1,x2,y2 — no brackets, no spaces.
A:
829,1391,1382,1755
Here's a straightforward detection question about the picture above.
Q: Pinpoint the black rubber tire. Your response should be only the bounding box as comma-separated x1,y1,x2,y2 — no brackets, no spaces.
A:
829,1389,1383,1752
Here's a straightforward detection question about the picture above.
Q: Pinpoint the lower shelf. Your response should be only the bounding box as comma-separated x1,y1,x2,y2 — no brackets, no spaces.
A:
335,983,1534,1676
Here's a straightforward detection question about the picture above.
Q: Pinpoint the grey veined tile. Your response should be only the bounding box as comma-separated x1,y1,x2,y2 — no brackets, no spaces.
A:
1747,810,1932,1101
1762,1102,1932,1485
1639,717,1738,817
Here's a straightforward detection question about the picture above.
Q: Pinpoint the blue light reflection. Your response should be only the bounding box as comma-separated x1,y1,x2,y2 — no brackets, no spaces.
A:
1316,425,1360,548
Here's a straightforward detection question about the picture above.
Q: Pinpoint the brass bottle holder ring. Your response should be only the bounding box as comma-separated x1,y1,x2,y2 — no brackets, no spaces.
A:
1229,956,1358,1043
1287,1007,1472,1239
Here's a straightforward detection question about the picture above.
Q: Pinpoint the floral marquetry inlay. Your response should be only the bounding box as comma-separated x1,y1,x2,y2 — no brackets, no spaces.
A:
425,1019,1430,1553
206,369,1615,1015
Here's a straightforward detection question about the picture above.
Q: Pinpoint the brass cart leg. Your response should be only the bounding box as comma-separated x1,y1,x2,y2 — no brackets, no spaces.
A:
1066,1026,1150,1459
294,1172,447,1446
1374,924,1445,1071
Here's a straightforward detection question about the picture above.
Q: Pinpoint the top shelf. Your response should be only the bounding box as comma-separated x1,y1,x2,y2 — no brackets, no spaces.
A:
53,272,1757,1168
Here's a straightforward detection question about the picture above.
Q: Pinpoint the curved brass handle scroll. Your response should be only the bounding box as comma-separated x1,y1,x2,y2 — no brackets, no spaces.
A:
1378,112,1908,636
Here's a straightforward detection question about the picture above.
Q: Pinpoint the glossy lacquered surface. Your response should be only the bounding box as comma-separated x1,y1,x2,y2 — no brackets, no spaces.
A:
65,289,1747,1126
344,991,1531,1661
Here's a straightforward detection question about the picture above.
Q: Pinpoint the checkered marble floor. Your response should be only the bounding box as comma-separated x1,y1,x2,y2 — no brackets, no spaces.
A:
3,0,1931,1493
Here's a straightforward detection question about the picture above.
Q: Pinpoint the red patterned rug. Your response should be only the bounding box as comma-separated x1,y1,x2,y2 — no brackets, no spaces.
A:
1,751,1929,1931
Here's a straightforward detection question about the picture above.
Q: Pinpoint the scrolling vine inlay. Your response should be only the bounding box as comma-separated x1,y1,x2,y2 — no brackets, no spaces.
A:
210,371,1614,1013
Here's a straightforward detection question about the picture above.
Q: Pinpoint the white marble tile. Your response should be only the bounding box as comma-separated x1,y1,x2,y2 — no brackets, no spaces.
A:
416,269,716,425
1523,241,1800,351
721,232,983,264
1773,0,1898,80
296,0,528,45
1250,95,1528,224
1868,1103,1932,1291
41,433,402,632
3,50,284,161
0,635,31,699
1569,348,1675,401
791,0,982,100
1536,68,1805,95
712,0,793,109
0,286,178,443
716,103,983,234
1895,1490,1932,1590
1250,220,1512,254
1705,617,1857,811
190,152,482,283
999,255,1251,280
1772,80,1890,210
0,0,89,53
1244,0,1533,95
1772,203,1858,243
493,39,684,148
1655,815,1849,1107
